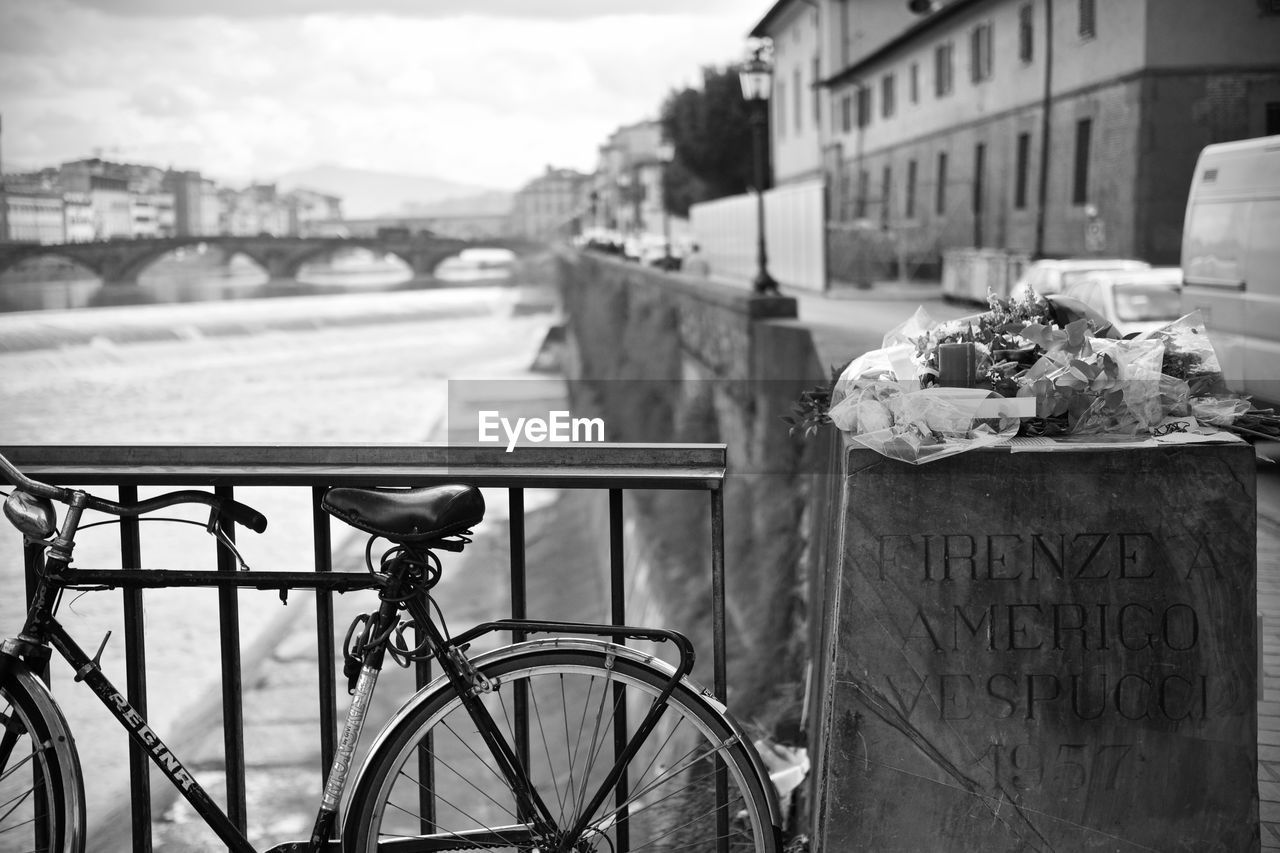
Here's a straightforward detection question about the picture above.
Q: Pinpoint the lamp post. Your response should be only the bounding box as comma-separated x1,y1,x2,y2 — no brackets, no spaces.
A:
738,45,779,295
657,141,675,269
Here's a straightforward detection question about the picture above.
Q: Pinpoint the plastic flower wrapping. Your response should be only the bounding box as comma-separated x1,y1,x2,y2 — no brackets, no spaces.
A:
786,289,1277,464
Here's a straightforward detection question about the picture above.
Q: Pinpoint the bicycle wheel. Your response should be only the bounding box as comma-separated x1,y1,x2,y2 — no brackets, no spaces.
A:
344,640,781,852
0,667,85,853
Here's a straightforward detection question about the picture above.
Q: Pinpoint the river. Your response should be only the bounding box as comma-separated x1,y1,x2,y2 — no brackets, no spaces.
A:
0,258,576,849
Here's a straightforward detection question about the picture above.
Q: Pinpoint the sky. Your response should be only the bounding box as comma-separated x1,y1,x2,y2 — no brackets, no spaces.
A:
0,0,773,191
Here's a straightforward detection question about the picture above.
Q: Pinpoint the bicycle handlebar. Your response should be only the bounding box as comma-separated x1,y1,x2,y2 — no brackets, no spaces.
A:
0,450,268,534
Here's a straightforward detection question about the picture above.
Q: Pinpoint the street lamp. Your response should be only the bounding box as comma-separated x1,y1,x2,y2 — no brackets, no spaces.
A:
657,141,675,269
738,44,780,295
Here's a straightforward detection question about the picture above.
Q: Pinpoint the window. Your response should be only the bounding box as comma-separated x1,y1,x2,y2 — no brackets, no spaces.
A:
813,57,822,125
881,73,897,119
935,42,954,97
841,94,853,133
1073,118,1093,205
856,169,869,219
906,159,918,219
1079,0,1096,39
910,62,920,103
1014,132,1031,210
1019,4,1034,62
936,151,949,215
970,23,993,83
794,68,803,132
775,81,786,139
881,165,892,227
857,86,872,128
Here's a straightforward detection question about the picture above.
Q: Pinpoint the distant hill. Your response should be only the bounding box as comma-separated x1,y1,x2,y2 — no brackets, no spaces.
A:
275,164,511,219
399,190,513,218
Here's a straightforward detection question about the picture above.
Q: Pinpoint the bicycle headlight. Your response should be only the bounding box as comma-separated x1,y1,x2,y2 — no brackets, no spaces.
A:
4,490,57,540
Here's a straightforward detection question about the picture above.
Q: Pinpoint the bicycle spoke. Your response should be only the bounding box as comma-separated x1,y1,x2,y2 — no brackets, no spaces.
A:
390,723,518,825
523,674,567,817
569,669,620,827
0,748,37,787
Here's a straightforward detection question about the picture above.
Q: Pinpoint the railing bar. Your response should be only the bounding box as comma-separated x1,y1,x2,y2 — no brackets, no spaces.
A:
509,488,527,629
609,489,626,635
22,540,50,853
711,487,729,853
214,484,248,833
508,489,530,785
311,487,337,776
609,489,631,851
711,487,726,702
416,623,435,834
119,485,153,853
51,568,381,591
22,543,46,680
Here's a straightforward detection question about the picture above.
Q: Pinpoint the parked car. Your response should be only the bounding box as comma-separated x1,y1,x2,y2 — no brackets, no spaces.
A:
624,233,683,269
1060,267,1184,337
1014,258,1151,297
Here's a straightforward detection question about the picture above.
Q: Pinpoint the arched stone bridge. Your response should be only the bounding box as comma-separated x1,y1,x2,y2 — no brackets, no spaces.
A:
0,234,540,285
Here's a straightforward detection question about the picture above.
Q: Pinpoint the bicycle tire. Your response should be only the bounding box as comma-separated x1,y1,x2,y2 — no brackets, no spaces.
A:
343,639,782,852
0,667,85,853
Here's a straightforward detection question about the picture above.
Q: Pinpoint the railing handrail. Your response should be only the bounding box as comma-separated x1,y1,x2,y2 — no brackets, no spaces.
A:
0,442,727,490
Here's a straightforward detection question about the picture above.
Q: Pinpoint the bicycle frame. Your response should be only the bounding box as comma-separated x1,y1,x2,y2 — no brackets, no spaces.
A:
3,526,700,853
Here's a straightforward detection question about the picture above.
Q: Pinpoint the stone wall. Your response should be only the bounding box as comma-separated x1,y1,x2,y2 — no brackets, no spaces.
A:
553,249,834,737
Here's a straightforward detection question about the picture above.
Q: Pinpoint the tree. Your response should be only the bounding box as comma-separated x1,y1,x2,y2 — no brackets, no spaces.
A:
659,64,769,218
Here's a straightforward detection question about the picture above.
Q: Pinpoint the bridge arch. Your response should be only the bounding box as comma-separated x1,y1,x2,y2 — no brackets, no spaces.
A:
272,239,419,280
0,247,103,281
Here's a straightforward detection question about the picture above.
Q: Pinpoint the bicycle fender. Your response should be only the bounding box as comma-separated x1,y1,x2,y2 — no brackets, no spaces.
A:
2,661,88,851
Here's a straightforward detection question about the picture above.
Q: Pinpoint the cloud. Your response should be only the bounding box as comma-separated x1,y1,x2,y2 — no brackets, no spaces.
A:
64,0,750,21
1,0,766,189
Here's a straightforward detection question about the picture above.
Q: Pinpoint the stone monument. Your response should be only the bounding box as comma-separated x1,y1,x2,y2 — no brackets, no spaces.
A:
809,443,1258,851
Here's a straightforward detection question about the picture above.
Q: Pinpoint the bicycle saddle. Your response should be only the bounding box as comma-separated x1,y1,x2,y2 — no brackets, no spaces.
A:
321,485,485,544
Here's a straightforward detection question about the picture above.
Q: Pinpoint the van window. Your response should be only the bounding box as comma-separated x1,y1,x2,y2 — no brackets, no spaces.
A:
1184,200,1249,286
1246,200,1280,295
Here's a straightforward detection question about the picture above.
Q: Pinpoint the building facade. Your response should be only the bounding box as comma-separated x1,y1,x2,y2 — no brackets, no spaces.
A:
4,157,349,243
287,188,345,237
510,166,591,240
590,120,671,237
0,189,66,243
753,0,1280,267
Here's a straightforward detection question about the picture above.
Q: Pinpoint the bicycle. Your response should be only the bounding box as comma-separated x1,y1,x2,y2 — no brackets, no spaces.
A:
0,450,782,852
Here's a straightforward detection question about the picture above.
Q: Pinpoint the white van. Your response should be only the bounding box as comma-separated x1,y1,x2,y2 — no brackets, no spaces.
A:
1180,135,1280,408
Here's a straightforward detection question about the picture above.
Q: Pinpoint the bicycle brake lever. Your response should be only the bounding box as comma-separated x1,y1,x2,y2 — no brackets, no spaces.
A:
205,508,252,571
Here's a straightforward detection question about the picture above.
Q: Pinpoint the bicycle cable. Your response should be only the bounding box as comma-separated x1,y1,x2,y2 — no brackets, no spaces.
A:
347,537,453,671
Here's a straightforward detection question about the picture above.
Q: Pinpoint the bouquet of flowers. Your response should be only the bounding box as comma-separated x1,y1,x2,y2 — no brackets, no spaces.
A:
786,289,1278,463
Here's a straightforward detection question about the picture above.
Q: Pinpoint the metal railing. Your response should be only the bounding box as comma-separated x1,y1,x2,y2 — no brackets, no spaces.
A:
3,442,728,850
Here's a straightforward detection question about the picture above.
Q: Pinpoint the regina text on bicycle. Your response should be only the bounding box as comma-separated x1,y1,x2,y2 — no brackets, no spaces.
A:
477,410,605,452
